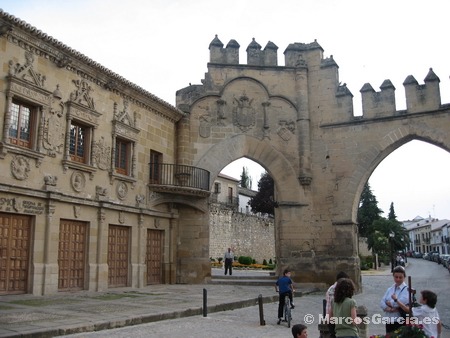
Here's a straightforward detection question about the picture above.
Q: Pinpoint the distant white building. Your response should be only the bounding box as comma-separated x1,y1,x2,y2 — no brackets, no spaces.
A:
403,216,450,254
211,173,239,210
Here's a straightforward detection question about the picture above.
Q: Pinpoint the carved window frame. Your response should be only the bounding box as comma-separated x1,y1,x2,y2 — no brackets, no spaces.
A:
2,76,48,166
62,101,99,177
110,119,139,186
114,137,131,176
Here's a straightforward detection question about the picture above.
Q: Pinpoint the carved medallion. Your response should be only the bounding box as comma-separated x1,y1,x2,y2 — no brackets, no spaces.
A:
233,93,256,132
116,181,128,200
11,155,30,180
71,171,85,192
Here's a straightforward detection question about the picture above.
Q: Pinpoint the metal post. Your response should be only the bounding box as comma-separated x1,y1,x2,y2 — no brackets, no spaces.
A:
203,288,207,317
258,294,265,325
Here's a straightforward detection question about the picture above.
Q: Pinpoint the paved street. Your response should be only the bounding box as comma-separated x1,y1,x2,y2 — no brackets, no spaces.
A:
64,258,450,338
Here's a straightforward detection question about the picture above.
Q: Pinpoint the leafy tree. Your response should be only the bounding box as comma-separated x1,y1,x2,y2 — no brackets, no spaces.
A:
367,218,410,254
357,183,383,237
249,172,275,215
388,202,397,220
239,166,252,189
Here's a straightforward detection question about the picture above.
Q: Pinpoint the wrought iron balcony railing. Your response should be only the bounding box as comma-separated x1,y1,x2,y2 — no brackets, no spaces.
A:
148,163,210,196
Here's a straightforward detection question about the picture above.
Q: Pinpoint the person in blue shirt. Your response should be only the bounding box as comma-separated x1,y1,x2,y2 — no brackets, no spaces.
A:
275,269,295,324
380,265,409,334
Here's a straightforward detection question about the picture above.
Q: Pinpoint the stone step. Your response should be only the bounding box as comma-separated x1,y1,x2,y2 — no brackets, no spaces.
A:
209,278,277,286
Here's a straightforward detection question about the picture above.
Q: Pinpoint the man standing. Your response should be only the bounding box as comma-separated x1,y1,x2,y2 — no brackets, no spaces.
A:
224,248,234,275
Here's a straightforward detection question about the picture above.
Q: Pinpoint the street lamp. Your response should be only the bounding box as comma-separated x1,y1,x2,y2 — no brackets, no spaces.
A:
389,232,395,272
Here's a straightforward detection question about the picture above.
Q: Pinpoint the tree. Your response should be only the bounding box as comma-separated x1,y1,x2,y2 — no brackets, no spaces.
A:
367,218,410,255
249,172,275,215
357,183,383,237
388,202,397,220
239,166,252,189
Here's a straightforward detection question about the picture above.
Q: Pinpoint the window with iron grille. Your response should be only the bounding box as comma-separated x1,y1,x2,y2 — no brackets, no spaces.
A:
9,100,36,149
69,121,90,163
115,138,131,175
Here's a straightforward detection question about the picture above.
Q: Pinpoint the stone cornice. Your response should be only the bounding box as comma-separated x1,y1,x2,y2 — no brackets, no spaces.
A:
0,10,185,123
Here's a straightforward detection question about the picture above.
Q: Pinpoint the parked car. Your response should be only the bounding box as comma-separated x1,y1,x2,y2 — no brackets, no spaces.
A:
412,251,423,258
432,253,440,263
440,254,450,267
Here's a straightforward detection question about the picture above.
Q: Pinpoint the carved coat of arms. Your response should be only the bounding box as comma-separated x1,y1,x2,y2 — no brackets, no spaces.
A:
233,93,256,132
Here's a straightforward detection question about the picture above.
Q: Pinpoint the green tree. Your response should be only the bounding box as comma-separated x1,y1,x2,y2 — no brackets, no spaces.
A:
249,172,275,215
239,166,252,189
357,183,383,237
367,218,410,254
388,202,397,220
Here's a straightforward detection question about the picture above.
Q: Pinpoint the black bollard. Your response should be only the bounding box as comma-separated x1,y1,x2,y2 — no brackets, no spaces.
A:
203,288,207,317
258,294,265,326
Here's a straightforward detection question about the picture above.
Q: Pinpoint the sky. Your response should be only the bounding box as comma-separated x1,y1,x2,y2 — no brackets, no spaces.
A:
2,0,449,221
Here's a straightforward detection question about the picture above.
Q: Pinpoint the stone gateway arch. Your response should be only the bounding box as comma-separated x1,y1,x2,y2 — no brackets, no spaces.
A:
2,9,450,295
176,36,450,287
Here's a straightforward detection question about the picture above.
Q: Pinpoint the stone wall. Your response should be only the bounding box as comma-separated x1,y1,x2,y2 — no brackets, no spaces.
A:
209,204,275,264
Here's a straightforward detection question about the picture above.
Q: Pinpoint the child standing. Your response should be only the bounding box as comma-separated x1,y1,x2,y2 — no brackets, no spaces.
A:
393,289,442,338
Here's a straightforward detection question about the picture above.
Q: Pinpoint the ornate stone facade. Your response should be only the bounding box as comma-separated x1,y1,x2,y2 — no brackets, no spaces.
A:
176,35,450,287
1,11,450,295
0,11,187,295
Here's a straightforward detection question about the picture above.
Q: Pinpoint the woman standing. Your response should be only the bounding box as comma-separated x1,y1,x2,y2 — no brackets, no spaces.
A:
331,278,359,338
379,266,409,334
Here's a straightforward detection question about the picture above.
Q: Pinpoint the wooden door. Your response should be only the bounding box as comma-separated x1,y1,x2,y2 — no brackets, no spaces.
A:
147,229,163,284
0,213,31,294
108,225,129,287
58,220,87,291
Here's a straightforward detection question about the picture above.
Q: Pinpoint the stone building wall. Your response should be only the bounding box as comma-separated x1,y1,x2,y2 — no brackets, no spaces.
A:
209,204,275,263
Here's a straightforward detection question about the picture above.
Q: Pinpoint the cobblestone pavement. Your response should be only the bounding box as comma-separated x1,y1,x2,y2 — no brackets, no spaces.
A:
1,260,449,338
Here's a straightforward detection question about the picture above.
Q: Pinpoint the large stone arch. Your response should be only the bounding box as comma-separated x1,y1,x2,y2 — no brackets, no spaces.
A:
348,125,450,224
176,36,450,288
196,134,304,203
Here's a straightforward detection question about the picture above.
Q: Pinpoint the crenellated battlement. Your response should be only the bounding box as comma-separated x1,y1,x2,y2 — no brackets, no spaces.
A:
206,36,446,124
209,35,324,68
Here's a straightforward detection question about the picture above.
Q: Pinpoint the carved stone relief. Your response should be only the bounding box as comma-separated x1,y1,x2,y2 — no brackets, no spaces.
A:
233,92,256,132
216,99,227,125
70,79,95,109
73,205,80,218
11,155,30,180
42,98,65,157
71,171,85,192
199,114,211,138
136,194,145,206
8,51,46,87
92,136,111,170
116,181,128,200
118,211,125,224
96,186,108,198
114,100,135,128
44,175,57,186
277,120,296,141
